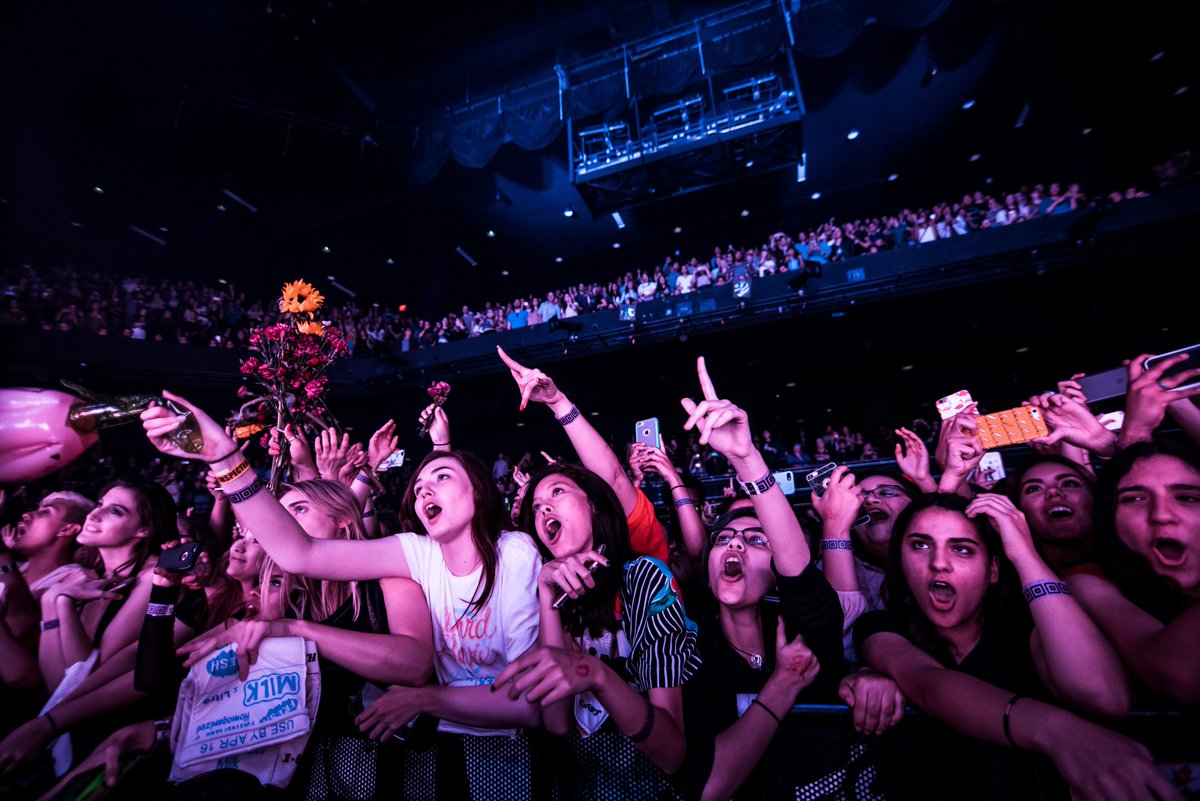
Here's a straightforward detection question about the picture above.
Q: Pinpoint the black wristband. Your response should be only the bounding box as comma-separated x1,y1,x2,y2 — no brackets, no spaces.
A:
750,698,782,725
628,696,656,744
207,445,243,465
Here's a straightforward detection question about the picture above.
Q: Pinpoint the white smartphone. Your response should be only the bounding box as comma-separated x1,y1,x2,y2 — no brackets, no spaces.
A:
378,449,406,471
936,390,974,420
977,451,1006,483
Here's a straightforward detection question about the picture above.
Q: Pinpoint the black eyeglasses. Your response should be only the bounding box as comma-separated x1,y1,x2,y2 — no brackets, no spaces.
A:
860,485,905,499
709,527,770,548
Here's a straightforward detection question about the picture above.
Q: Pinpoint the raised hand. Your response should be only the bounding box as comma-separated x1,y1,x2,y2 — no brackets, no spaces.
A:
1,523,18,553
1121,352,1200,446
937,407,984,488
629,444,682,486
1024,392,1116,456
894,428,934,492
140,390,236,462
810,466,862,535
497,346,566,411
368,419,399,469
418,404,450,447
314,429,365,485
269,424,316,475
837,667,906,735
1056,374,1089,405
680,357,753,461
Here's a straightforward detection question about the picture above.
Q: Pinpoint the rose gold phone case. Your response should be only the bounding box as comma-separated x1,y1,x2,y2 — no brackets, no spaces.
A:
975,407,1048,449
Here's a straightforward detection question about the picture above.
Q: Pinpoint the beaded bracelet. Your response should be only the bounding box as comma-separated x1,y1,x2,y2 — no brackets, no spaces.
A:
821,539,853,551
214,459,251,484
1022,579,1071,604
556,406,581,426
674,497,695,509
226,477,265,505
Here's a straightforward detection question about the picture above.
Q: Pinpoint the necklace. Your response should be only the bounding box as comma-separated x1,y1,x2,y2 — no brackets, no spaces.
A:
728,641,764,670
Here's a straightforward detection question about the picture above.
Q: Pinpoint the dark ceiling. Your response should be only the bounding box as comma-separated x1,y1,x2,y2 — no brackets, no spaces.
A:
2,0,1196,319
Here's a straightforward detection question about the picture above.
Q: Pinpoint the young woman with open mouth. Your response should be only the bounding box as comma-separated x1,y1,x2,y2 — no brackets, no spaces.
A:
854,492,1179,801
139,391,545,796
1069,439,1200,705
666,358,845,801
496,460,699,797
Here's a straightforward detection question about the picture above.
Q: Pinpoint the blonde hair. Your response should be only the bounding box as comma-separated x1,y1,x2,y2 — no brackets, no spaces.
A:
276,479,366,622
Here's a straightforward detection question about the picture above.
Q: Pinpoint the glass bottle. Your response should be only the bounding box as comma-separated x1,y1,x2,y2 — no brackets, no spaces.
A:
62,381,205,454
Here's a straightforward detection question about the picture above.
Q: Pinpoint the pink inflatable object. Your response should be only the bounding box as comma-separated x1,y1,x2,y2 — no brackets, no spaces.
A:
0,388,98,484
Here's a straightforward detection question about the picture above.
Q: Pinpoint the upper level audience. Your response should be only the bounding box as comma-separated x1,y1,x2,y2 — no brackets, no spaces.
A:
0,177,1166,358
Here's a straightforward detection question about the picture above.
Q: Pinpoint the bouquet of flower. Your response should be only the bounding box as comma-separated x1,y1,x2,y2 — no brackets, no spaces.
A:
230,280,348,488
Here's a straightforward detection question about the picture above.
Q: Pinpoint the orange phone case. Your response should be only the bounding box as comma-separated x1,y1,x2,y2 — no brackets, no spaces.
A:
975,407,1048,449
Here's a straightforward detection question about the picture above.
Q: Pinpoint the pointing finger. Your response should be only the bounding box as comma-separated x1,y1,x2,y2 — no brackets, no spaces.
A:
697,356,719,401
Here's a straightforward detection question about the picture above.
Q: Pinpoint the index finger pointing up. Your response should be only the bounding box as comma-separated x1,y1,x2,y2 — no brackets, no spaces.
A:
697,356,718,401
497,346,526,375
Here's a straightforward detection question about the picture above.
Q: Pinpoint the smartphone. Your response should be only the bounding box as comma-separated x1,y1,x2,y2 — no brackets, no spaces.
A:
977,451,1007,482
975,407,1048,449
773,470,795,496
1144,343,1200,391
1075,367,1128,403
805,463,838,497
378,449,406,472
157,541,201,572
935,390,974,420
635,418,662,450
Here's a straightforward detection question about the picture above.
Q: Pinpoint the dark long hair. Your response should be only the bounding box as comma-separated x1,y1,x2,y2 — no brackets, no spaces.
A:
98,479,175,579
400,450,506,617
884,492,1017,653
518,462,634,638
1096,439,1200,621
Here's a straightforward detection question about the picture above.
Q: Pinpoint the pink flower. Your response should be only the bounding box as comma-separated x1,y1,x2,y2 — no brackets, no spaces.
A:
240,357,260,374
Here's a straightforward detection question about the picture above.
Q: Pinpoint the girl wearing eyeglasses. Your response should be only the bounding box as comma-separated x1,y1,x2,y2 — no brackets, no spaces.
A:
670,358,845,801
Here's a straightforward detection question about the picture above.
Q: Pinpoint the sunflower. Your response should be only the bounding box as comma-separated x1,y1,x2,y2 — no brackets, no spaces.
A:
279,280,325,314
296,320,325,336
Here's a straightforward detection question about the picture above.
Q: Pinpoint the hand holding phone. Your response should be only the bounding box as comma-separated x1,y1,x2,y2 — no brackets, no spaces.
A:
157,541,201,572
805,463,837,497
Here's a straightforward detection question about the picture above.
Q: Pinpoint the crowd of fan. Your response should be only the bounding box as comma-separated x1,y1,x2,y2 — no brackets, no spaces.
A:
0,179,1158,356
0,339,1197,801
